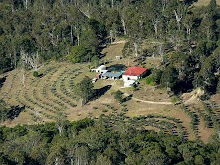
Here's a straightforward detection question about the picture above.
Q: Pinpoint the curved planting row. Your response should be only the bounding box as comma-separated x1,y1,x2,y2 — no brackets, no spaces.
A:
99,104,188,137
14,89,43,122
21,87,56,120
202,102,220,129
58,68,80,101
129,114,188,137
1,63,83,123
180,105,200,139
48,67,81,108
1,72,17,100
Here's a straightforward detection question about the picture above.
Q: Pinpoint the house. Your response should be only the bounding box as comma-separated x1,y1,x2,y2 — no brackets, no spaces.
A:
91,65,108,74
101,72,122,80
122,66,147,81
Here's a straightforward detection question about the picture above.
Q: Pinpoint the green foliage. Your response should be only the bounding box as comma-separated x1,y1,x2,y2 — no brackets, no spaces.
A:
145,75,156,85
68,46,88,63
217,39,220,46
74,77,94,106
217,78,220,93
160,65,178,91
195,55,217,93
0,100,25,123
114,90,123,104
33,71,39,77
171,96,181,104
151,69,163,84
0,116,219,165
91,55,100,67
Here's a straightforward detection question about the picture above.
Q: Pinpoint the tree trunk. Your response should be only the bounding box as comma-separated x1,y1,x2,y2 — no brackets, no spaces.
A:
100,0,103,8
14,49,17,69
174,10,182,31
218,130,220,142
77,34,80,46
121,18,127,35
70,25,74,45
58,126,63,136
134,42,138,57
71,158,74,165
110,30,113,44
55,157,58,165
22,69,25,87
153,21,158,38
111,0,114,8
81,99,84,106
25,0,28,10
187,28,191,42
10,53,12,67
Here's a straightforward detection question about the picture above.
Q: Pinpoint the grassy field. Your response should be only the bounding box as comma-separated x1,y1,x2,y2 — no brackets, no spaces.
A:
193,0,220,6
0,40,219,143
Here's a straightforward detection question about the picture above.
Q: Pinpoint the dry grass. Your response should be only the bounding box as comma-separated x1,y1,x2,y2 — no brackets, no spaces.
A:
193,0,220,6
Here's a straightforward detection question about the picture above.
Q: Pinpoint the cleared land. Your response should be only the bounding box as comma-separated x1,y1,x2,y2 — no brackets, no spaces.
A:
193,0,220,6
0,40,218,143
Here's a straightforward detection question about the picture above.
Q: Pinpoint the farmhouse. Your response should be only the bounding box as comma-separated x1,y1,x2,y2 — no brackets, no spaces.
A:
91,65,108,74
122,66,147,81
101,72,122,80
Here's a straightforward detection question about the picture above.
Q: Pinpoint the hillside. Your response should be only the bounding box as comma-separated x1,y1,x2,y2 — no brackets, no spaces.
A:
1,41,219,143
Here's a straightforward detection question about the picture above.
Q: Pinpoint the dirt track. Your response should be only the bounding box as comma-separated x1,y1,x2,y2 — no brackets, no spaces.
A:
123,93,172,105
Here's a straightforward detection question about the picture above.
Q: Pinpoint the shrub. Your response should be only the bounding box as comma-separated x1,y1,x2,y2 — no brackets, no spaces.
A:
114,90,123,104
146,75,155,85
33,71,39,77
171,96,181,104
102,109,108,113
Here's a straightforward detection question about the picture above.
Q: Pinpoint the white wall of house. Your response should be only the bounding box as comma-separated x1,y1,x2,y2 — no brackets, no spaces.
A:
99,70,108,74
122,75,139,81
124,80,136,87
91,69,108,74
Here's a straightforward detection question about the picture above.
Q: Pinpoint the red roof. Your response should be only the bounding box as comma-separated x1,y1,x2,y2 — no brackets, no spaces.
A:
123,66,147,76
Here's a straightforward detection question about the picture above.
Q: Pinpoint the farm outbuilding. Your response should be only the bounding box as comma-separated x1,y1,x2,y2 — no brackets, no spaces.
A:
91,65,108,74
101,72,122,80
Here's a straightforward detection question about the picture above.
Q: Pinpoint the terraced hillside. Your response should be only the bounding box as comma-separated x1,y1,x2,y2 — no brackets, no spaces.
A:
0,41,218,143
0,62,89,124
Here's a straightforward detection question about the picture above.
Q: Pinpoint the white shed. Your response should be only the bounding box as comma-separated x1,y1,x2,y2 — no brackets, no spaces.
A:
91,65,108,74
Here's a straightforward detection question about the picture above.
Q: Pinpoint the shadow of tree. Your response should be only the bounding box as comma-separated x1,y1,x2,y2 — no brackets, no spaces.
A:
0,77,6,88
92,85,112,101
123,94,133,103
7,105,25,120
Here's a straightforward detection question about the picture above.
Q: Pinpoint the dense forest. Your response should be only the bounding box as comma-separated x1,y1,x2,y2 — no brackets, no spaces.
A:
1,116,220,165
0,0,219,94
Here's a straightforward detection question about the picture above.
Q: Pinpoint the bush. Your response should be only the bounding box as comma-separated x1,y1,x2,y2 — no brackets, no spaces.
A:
199,94,210,101
146,75,155,85
114,90,123,104
171,96,181,104
33,71,39,77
